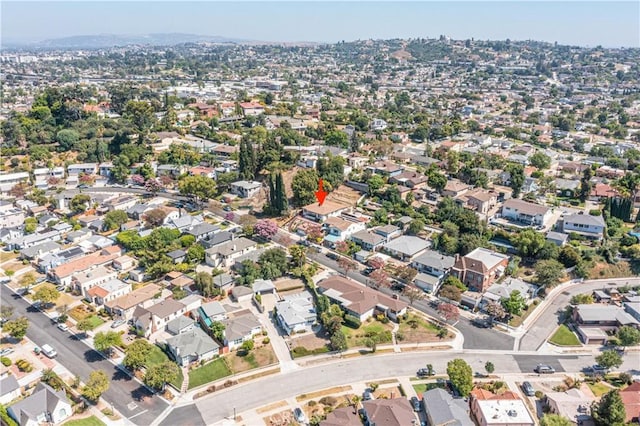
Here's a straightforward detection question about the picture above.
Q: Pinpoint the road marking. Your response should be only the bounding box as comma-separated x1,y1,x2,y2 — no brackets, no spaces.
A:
127,402,138,411
129,409,148,420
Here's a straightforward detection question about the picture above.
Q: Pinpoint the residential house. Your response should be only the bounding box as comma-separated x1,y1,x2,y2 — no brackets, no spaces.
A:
230,285,254,303
0,172,30,194
230,181,262,198
442,180,470,198
166,327,220,367
20,241,62,262
374,225,402,243
470,388,534,426
67,163,97,176
198,301,229,328
323,216,367,246
318,276,407,322
239,102,265,116
133,299,187,338
382,236,429,261
451,248,509,292
390,171,429,189
188,166,216,179
0,227,22,244
544,387,595,425
222,310,262,350
37,246,85,273
361,398,417,426
7,383,72,426
501,199,552,227
619,381,640,424
0,375,20,405
555,178,580,198
113,255,136,271
0,207,25,229
349,230,386,251
275,291,316,335
590,183,619,201
562,214,606,240
205,237,257,268
105,283,165,319
86,279,132,306
546,231,569,246
6,230,62,251
302,200,351,223
572,304,639,344
457,189,498,216
411,250,455,293
166,316,196,335
72,266,118,298
422,388,473,426
319,406,361,426
170,214,204,233
186,222,220,242
366,161,404,177
50,246,121,287
482,277,534,306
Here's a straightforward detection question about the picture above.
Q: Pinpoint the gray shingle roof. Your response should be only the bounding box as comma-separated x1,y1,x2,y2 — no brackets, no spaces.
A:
166,327,219,357
412,250,455,270
382,236,429,257
422,388,473,426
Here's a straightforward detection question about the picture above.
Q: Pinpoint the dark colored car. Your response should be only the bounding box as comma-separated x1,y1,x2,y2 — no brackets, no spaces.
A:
472,318,490,328
417,368,435,377
521,381,535,397
411,396,421,411
327,252,339,261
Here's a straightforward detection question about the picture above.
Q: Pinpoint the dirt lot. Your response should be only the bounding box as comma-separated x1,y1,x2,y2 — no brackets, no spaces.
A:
274,278,305,293
227,343,277,374
289,328,331,351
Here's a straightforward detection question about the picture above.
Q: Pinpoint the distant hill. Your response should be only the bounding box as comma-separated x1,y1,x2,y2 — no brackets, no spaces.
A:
18,33,251,49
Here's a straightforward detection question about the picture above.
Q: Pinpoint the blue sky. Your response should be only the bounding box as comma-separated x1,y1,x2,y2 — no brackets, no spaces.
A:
2,1,639,47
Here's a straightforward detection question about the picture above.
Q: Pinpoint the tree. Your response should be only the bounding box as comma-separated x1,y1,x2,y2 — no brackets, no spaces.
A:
24,217,37,233
2,317,28,340
292,169,320,206
505,164,525,198
407,219,425,236
513,229,546,258
592,389,626,426
484,361,495,374
337,257,357,278
70,194,91,213
330,330,348,351
403,287,425,305
368,269,389,288
267,172,288,216
144,361,180,391
485,301,506,324
559,245,581,267
324,130,349,148
539,414,573,426
195,272,217,298
241,339,254,353
617,325,640,350
32,285,60,306
144,178,162,194
439,284,462,302
77,318,96,335
368,257,385,270
82,370,110,402
289,245,307,268
18,272,36,290
56,129,80,151
438,303,460,322
446,359,473,397
123,339,153,371
501,291,527,316
428,172,447,192
367,175,385,195
254,220,278,240
259,248,288,279
103,210,128,231
529,152,551,170
123,100,155,134
595,349,623,370
143,208,168,227
178,175,217,204
210,321,225,342
570,294,594,305
187,244,205,264
397,266,418,283
0,306,14,321
534,259,564,287
238,138,257,180
93,331,122,356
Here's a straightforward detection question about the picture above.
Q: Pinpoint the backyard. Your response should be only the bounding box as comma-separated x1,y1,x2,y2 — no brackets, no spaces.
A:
188,358,232,390
548,324,581,346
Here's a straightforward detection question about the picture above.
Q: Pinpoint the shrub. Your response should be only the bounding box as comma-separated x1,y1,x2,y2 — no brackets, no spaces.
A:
0,357,11,366
319,396,338,406
535,390,544,399
262,337,270,344
344,314,361,329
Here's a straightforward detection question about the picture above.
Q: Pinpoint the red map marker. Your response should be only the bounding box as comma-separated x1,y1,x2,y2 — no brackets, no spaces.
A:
315,179,328,206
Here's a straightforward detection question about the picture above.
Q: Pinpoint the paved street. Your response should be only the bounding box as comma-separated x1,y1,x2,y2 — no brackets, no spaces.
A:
158,350,639,425
1,289,168,425
518,277,640,351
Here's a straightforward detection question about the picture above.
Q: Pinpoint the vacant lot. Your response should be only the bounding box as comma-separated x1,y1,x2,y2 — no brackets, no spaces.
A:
227,343,277,373
342,320,393,348
398,314,447,343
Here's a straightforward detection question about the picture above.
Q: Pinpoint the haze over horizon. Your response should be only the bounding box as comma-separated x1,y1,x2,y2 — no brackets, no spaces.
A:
2,1,639,48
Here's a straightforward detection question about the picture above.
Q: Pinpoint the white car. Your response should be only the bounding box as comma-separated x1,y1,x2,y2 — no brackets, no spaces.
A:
57,323,69,332
293,407,307,424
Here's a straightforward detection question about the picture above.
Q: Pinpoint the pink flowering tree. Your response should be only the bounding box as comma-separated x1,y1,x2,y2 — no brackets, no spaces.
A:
145,178,162,194
131,174,145,186
224,212,235,221
254,219,278,240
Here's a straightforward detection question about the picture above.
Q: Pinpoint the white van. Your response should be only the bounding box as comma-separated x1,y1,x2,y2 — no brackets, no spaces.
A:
41,344,57,358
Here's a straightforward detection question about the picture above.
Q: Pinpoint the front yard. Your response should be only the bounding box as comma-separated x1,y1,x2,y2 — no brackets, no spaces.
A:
398,314,449,342
548,324,581,346
226,343,277,373
145,345,183,389
341,319,393,348
188,358,232,390
62,416,106,426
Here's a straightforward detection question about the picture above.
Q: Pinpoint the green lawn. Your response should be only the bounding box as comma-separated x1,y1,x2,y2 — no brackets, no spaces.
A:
63,416,106,426
188,358,232,390
144,345,183,389
587,382,612,397
413,382,446,395
548,324,581,346
84,315,104,330
341,321,393,348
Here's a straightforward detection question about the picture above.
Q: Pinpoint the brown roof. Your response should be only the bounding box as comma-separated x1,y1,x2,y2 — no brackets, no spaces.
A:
320,407,362,426
324,216,355,231
502,198,550,216
51,246,121,279
303,200,350,216
146,299,185,319
318,276,407,315
106,284,161,311
361,398,415,426
471,388,520,400
620,381,640,423
87,286,109,298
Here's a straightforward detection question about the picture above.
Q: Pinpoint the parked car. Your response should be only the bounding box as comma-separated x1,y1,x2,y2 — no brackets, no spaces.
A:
534,364,555,374
410,396,421,411
521,381,535,397
327,252,339,261
472,317,490,328
0,277,10,284
111,319,126,329
585,364,609,376
0,347,15,357
363,389,375,400
293,407,307,424
41,344,57,358
35,276,47,284
56,323,69,332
